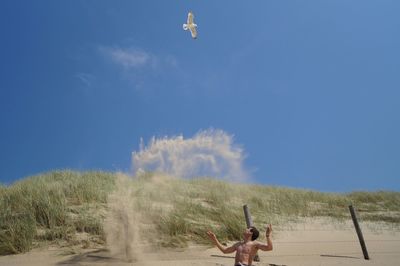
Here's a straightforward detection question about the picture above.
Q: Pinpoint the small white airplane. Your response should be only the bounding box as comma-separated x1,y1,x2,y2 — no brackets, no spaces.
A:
183,11,197,39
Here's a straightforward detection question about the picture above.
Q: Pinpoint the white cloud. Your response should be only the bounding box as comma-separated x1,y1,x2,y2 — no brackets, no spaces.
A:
132,129,250,182
76,73,96,87
97,45,180,90
99,45,179,71
99,46,158,69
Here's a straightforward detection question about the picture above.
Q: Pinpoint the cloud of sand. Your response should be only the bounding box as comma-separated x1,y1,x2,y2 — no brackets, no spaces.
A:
132,129,250,182
106,130,249,261
105,173,176,263
105,174,142,262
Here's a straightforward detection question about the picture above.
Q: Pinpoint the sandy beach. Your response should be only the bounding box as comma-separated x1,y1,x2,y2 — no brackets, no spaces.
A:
1,220,399,266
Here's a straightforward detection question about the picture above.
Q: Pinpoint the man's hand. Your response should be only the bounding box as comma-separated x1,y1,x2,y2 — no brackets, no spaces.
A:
265,224,272,237
207,231,238,254
206,231,217,243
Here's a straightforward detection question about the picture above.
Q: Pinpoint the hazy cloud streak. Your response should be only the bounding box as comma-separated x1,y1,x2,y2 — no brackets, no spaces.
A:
99,46,157,69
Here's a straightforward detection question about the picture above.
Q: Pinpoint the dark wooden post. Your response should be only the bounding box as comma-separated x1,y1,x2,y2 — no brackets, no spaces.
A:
243,204,254,227
243,204,260,262
349,205,370,260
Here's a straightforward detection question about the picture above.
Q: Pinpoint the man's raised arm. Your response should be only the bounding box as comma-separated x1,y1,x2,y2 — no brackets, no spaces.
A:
257,224,273,251
206,231,238,254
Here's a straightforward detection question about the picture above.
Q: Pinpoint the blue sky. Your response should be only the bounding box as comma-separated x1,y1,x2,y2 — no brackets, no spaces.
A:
1,1,399,192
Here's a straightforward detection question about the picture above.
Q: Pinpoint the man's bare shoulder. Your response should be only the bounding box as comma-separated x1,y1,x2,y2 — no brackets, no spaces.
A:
241,241,258,247
252,241,264,248
253,240,272,251
233,241,242,247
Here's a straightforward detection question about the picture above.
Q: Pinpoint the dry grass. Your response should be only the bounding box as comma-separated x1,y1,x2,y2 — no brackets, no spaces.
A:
130,173,400,247
1,170,399,254
0,171,114,255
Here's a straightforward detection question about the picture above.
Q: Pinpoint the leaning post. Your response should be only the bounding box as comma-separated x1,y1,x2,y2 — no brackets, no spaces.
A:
243,204,254,227
243,204,260,262
349,205,370,260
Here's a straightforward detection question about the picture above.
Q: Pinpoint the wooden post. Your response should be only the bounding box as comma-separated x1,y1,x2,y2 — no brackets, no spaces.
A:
243,205,260,262
349,205,370,260
243,204,254,227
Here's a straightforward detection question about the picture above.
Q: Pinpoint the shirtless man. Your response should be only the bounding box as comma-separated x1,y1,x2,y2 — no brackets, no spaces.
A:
207,224,273,266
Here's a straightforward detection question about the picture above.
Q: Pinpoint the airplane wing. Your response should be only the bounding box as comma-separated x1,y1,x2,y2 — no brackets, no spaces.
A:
187,11,194,24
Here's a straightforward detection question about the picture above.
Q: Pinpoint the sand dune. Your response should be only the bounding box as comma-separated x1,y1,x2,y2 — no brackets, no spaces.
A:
1,221,399,266
2,174,399,265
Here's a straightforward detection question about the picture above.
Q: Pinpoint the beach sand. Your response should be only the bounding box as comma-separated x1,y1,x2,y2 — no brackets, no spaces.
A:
1,220,399,266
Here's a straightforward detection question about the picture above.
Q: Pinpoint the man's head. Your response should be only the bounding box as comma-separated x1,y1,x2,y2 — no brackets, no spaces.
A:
244,226,259,241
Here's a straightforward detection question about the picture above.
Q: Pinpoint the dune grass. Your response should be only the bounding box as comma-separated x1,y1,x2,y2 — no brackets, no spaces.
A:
0,171,115,255
130,174,400,247
1,171,399,254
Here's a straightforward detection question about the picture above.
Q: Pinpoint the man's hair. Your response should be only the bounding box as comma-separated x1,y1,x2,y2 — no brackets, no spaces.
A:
249,226,259,241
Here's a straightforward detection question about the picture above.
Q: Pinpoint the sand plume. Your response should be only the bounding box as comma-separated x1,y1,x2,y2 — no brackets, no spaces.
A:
104,174,142,262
